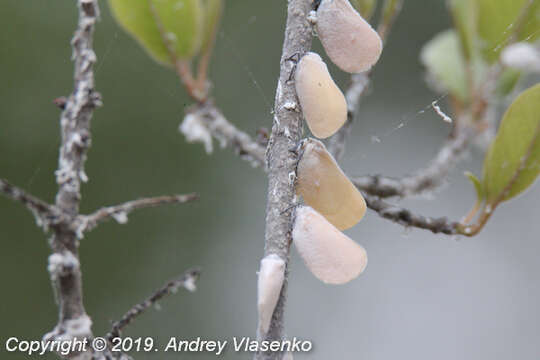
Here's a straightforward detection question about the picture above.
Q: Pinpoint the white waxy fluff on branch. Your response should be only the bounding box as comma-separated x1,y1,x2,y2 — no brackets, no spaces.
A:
292,206,368,284
316,0,382,73
296,138,366,230
295,52,347,138
257,254,286,334
179,113,214,154
501,42,540,73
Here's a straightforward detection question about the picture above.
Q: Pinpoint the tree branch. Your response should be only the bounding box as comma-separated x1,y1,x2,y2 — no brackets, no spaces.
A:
363,194,459,235
181,102,266,168
352,125,476,198
78,193,199,233
178,106,473,235
256,1,313,359
180,85,476,203
0,178,64,230
44,1,101,357
3,3,202,359
107,268,201,340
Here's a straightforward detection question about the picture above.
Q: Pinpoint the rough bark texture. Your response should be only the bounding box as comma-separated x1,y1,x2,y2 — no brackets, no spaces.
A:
363,194,459,235
44,1,101,357
0,178,64,229
256,1,313,359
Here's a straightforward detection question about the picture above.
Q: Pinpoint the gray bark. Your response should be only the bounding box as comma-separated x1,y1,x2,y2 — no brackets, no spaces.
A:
256,1,313,359
44,1,101,357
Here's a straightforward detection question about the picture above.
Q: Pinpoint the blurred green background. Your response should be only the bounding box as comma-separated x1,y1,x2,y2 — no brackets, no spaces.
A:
1,1,539,359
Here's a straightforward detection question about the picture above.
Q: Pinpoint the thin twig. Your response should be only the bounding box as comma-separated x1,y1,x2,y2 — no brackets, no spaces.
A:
195,0,223,97
326,72,370,160
364,194,459,235
0,178,63,229
107,268,201,340
257,1,313,359
352,125,476,198
79,193,199,232
180,102,266,168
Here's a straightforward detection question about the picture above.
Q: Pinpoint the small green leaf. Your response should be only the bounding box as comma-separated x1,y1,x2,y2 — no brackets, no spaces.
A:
108,0,204,65
483,83,540,203
420,30,469,101
447,0,478,60
475,0,540,62
200,0,223,54
350,0,377,20
465,171,485,202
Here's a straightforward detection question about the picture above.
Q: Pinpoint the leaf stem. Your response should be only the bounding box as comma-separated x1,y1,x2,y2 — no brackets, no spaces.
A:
459,122,540,236
460,199,482,225
148,0,205,102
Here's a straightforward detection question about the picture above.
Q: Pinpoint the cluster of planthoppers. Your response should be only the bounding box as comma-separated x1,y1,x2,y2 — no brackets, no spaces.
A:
258,0,383,335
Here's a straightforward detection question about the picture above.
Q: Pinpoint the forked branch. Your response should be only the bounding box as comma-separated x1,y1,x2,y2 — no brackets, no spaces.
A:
353,125,477,198
181,103,266,168
0,178,63,229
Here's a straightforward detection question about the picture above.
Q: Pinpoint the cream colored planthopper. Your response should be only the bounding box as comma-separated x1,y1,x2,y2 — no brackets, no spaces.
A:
295,52,347,139
296,138,366,230
316,0,382,73
257,254,286,334
293,206,368,284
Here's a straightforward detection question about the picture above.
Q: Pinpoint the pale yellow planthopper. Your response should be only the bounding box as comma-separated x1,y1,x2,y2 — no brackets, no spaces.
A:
296,138,366,230
257,254,285,334
293,206,368,284
295,52,347,139
316,0,382,73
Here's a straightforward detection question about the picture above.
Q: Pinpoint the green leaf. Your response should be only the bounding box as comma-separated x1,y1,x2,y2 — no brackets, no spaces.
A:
447,0,478,60
483,83,540,203
420,30,469,102
108,0,204,65
200,0,223,54
350,0,377,20
465,171,485,202
475,0,540,62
